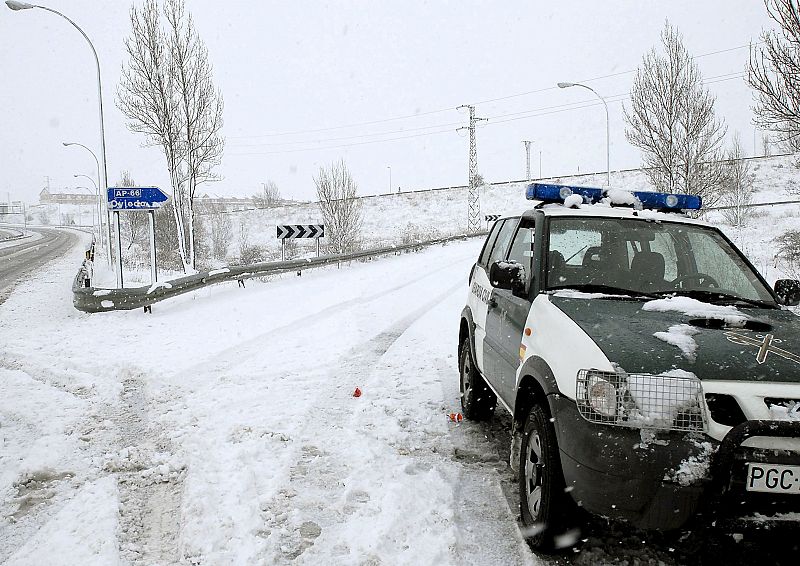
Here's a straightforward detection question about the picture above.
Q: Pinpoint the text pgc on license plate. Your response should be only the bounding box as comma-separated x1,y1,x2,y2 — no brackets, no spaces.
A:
746,463,800,494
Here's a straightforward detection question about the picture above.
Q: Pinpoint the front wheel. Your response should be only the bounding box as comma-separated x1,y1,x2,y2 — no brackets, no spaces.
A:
519,403,578,551
459,339,496,420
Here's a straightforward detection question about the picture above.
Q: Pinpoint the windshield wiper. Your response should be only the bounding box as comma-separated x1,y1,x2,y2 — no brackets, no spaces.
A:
667,289,777,309
548,284,659,299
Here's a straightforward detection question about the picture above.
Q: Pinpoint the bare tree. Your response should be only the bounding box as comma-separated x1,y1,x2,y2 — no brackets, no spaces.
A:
719,135,755,228
117,170,149,250
164,0,224,269
207,202,232,260
624,22,727,206
748,0,800,153
117,0,188,268
252,180,281,208
314,160,363,254
775,229,800,279
762,132,772,156
117,0,224,272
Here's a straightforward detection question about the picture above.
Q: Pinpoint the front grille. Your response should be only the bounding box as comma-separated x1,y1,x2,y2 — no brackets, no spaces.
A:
764,398,800,421
577,369,705,432
705,393,747,427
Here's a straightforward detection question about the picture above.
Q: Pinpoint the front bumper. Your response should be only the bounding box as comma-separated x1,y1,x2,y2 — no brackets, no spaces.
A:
704,420,800,528
549,395,800,531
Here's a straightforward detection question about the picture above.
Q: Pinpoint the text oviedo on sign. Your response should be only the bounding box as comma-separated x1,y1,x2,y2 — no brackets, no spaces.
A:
106,187,169,211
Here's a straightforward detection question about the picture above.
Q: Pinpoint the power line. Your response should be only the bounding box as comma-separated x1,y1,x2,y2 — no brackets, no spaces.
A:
229,119,464,148
228,42,759,141
226,73,746,156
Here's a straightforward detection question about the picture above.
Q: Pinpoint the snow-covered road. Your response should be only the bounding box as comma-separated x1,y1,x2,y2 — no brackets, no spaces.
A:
0,234,539,565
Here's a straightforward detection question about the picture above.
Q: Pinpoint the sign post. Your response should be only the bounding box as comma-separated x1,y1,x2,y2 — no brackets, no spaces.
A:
484,214,500,230
277,224,325,260
148,210,157,284
107,187,169,289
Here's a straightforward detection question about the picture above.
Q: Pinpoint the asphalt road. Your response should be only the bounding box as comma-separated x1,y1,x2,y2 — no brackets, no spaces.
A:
0,228,78,303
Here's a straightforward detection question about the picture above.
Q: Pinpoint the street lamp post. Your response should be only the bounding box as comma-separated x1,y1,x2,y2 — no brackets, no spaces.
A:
8,1,115,282
387,166,392,194
74,174,99,233
73,186,92,227
64,143,105,250
558,82,611,187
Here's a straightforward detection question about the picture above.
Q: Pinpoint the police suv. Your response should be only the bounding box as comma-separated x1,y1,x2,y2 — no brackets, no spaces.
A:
458,183,800,549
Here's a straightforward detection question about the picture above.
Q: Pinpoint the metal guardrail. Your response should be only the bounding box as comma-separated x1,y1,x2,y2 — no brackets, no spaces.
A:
0,228,26,242
73,232,483,313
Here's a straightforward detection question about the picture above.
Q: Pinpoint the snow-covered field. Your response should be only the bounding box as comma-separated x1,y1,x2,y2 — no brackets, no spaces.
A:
0,235,541,566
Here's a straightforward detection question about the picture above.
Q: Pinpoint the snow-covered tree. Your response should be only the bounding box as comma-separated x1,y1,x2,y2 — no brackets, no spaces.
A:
719,135,754,228
314,160,363,254
118,0,224,272
748,0,800,155
625,22,727,205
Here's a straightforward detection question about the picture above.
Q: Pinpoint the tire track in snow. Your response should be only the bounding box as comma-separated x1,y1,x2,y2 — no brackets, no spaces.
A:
0,361,96,563
254,280,469,563
110,370,185,566
0,355,97,400
171,248,474,382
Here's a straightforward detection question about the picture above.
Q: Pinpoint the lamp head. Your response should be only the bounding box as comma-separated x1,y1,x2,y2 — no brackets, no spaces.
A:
557,82,575,89
5,1,36,11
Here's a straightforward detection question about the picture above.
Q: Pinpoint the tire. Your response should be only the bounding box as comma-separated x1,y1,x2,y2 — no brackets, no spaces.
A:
459,339,496,420
519,402,577,551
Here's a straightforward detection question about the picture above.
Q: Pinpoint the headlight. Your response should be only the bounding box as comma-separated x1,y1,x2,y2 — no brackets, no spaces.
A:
577,369,706,432
587,374,617,417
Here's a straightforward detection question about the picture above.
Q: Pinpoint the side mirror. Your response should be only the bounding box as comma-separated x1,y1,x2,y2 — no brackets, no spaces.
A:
489,261,525,295
775,279,800,306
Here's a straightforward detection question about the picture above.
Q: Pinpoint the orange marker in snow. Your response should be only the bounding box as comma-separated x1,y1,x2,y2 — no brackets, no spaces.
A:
353,387,362,398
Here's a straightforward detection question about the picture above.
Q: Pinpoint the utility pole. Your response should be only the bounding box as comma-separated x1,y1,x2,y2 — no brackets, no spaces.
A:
457,105,487,233
523,140,533,180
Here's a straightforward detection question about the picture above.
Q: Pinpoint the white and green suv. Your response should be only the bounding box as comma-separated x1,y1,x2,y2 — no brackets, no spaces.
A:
458,183,800,550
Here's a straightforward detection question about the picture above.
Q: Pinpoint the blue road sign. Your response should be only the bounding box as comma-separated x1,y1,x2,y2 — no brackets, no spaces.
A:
107,187,168,211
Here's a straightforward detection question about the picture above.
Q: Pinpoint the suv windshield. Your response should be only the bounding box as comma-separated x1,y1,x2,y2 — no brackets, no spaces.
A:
546,216,776,306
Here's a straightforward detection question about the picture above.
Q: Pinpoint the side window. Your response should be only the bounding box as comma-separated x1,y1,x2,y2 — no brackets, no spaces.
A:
506,225,535,281
487,219,518,268
478,220,504,267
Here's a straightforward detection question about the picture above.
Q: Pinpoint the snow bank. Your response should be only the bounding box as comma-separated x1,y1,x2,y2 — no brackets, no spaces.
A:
653,324,700,361
3,477,120,566
563,194,583,208
626,369,702,428
769,401,800,421
146,281,173,294
664,441,714,487
604,188,638,206
642,296,749,326
552,289,627,300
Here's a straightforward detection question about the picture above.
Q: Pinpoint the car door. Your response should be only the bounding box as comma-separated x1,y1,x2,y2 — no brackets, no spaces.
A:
484,219,534,405
469,219,508,376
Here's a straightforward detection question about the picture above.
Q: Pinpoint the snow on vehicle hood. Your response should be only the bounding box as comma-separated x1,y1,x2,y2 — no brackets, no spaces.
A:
549,295,800,383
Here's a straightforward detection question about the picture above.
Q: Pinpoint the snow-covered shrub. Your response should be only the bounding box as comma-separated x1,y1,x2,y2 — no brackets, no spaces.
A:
775,229,800,278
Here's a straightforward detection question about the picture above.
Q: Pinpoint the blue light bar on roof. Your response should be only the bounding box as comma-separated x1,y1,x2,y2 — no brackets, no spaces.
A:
525,182,702,210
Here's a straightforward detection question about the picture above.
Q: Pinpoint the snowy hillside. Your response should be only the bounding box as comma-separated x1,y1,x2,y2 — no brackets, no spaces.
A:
226,155,800,275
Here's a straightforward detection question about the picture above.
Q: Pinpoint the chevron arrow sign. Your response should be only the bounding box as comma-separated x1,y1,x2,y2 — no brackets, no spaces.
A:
484,214,500,222
277,224,325,239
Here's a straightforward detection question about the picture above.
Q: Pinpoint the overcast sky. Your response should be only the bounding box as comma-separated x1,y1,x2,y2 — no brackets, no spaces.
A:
0,1,778,204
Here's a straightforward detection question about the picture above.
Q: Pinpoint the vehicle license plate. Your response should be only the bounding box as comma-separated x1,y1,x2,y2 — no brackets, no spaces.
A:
746,463,800,494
